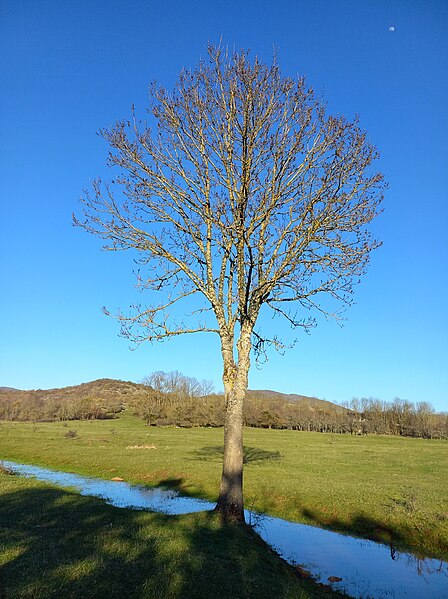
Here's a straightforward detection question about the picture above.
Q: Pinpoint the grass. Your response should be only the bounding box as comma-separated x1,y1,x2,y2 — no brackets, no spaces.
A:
0,470,342,599
0,412,447,560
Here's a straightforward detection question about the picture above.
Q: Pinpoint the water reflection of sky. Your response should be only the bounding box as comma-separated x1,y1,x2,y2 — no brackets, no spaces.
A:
2,460,447,599
251,515,448,598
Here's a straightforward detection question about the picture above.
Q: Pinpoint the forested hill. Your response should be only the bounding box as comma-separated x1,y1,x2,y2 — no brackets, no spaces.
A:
0,377,343,424
0,379,146,421
0,378,147,402
0,378,446,439
0,378,340,412
245,390,346,413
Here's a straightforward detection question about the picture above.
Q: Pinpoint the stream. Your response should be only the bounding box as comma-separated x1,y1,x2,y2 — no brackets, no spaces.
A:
1,459,447,598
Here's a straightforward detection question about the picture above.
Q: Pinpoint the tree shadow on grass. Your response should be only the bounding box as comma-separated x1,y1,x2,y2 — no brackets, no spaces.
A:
301,506,405,547
156,477,185,490
0,481,340,599
191,445,282,465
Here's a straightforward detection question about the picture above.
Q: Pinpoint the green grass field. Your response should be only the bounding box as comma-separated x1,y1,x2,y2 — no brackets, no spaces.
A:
1,412,447,561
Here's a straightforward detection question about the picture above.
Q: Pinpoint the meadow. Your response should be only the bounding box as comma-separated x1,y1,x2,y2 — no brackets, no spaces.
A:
1,412,447,563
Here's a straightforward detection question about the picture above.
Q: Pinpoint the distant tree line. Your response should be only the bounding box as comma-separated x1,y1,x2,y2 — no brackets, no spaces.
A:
1,373,447,439
0,394,122,421
339,397,448,439
131,372,448,439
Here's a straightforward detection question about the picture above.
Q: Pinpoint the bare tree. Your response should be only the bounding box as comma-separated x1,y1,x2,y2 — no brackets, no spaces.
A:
141,370,214,399
75,46,384,521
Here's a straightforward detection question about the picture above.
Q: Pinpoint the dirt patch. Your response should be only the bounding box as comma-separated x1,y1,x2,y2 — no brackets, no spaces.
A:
126,444,157,449
0,464,15,475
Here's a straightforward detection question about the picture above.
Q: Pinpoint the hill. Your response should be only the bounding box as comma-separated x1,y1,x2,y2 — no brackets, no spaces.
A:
245,389,344,413
0,378,147,403
0,378,340,413
0,379,149,422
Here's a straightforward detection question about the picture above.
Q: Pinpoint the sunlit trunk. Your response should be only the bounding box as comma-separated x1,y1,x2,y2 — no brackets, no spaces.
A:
215,328,251,522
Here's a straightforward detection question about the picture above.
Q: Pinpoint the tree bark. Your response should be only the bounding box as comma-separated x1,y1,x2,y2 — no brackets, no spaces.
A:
215,328,251,522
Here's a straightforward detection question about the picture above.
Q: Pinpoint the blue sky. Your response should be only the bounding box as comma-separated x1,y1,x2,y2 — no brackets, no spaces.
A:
0,0,447,411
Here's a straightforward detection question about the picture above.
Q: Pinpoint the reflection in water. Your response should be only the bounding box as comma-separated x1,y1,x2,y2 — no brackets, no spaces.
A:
250,512,447,599
2,460,447,599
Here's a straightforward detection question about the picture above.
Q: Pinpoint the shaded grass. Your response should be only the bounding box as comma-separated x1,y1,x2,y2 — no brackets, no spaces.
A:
0,414,447,559
0,472,342,599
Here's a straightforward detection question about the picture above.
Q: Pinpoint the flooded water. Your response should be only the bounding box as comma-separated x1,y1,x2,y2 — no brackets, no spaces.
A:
2,459,447,598
1,460,213,514
253,515,447,598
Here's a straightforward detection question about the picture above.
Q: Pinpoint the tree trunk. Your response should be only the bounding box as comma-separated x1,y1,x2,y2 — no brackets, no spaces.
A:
215,328,251,522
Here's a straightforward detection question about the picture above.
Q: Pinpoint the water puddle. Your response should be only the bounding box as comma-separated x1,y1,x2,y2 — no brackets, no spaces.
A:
2,459,447,598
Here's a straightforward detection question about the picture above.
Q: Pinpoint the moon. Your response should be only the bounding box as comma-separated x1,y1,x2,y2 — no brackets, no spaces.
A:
389,26,395,32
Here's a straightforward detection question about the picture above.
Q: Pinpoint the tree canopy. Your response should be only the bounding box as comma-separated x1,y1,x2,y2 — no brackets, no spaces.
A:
77,46,383,356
